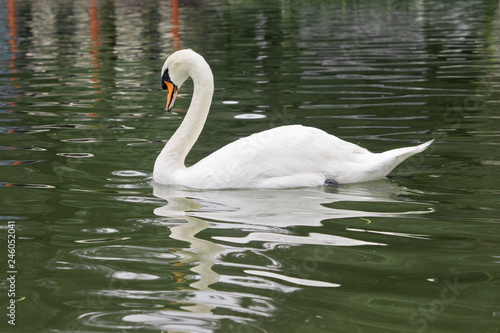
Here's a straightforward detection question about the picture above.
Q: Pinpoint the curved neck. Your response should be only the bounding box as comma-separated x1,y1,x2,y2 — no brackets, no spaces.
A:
156,60,214,170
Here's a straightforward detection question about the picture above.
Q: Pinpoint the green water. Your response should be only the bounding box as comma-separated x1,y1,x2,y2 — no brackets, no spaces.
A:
1,0,500,332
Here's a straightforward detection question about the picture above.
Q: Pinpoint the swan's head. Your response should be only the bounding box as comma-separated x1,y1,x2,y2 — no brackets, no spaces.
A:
161,49,210,111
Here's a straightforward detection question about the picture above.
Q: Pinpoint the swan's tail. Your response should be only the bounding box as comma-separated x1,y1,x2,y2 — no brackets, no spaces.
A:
367,139,434,179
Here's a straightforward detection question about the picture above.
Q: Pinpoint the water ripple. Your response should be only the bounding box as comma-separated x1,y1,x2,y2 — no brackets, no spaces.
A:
56,153,94,158
0,159,46,166
245,270,340,288
214,232,385,247
0,145,46,151
0,181,55,188
4,1,499,332
77,309,262,333
111,271,160,281
219,274,301,293
70,245,184,264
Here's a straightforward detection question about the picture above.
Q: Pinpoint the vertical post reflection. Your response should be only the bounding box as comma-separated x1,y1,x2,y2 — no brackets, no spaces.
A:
171,0,181,50
7,0,19,92
89,0,101,90
7,0,18,54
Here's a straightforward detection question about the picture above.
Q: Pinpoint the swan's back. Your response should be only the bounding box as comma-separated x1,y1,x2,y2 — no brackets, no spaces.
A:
182,125,432,189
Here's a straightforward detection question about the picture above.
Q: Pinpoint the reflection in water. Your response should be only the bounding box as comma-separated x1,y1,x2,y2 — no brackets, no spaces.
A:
1,0,500,332
7,0,18,84
153,182,433,227
89,0,101,88
171,0,181,51
169,217,222,292
151,180,434,318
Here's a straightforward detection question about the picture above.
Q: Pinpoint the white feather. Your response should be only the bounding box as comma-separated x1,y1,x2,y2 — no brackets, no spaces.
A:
153,49,433,189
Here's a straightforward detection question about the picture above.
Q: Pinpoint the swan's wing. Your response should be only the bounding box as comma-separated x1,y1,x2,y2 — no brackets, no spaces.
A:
188,125,369,187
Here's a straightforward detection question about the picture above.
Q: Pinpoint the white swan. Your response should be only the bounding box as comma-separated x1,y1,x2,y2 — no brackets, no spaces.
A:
153,49,433,189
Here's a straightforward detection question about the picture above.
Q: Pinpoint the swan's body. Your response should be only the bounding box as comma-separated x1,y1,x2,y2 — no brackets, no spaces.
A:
153,49,433,189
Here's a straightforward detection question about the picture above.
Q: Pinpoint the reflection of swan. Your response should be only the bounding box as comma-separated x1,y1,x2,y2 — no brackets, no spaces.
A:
153,49,433,189
169,217,222,313
151,181,434,296
153,181,434,245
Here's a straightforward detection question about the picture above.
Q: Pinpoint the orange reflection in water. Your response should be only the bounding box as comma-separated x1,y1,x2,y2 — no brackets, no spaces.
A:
7,0,20,93
171,0,181,50
89,0,101,88
89,0,101,99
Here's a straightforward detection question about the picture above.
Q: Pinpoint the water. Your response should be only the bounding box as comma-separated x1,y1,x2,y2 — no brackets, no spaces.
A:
1,0,500,332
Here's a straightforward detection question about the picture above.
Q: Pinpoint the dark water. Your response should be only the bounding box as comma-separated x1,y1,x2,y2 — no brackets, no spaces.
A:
1,0,500,332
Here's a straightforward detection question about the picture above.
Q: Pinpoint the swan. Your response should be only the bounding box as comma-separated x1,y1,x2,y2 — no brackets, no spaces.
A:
153,49,433,189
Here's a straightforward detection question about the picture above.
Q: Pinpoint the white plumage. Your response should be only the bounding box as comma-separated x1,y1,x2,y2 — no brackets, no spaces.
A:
153,49,433,189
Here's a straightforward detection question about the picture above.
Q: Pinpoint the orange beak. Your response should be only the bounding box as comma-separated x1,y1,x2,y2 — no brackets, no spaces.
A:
164,81,178,112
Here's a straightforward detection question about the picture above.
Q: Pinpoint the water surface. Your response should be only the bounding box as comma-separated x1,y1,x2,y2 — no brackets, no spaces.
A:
1,0,500,332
